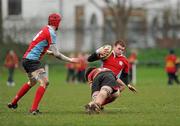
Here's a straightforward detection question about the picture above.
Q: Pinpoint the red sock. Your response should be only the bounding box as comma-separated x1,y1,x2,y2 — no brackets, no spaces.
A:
12,83,31,105
31,86,46,111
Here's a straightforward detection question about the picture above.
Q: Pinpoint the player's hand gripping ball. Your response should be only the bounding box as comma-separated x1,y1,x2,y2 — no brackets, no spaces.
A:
97,45,113,60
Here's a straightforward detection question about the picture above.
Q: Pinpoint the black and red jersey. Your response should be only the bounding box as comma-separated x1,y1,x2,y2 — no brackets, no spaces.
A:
102,52,129,77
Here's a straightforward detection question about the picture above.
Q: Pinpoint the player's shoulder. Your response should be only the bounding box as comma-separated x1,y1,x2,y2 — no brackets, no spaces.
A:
119,54,129,63
40,25,49,32
36,26,48,35
47,25,56,36
41,25,55,37
119,54,128,59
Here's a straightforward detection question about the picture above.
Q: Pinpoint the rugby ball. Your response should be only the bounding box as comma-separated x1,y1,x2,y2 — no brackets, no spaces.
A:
98,45,113,60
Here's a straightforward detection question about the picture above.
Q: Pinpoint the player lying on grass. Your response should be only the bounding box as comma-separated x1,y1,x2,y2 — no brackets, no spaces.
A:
84,67,137,114
7,13,79,115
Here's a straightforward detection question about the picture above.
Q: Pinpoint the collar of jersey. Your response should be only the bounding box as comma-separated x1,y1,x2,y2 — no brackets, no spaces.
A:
47,25,55,32
112,51,123,58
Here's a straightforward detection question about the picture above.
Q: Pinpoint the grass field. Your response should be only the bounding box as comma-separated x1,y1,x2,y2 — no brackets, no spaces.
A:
0,65,180,126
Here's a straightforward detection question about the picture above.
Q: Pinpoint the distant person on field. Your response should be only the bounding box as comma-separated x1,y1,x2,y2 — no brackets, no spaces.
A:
175,57,180,75
4,50,19,86
165,49,180,85
76,52,88,83
128,49,137,83
66,53,76,83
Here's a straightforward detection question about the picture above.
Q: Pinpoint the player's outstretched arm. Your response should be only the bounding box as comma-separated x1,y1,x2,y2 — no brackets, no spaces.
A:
87,45,112,62
48,45,79,63
118,71,137,93
87,52,100,62
46,50,53,55
117,78,137,93
116,78,126,92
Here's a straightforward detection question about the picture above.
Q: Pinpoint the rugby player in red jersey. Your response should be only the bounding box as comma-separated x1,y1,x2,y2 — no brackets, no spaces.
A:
87,40,136,106
7,13,79,115
84,67,137,114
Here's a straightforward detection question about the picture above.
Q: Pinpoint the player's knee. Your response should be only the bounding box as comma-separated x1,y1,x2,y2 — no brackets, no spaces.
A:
40,80,49,89
37,70,49,88
101,86,113,97
27,79,37,87
45,81,49,88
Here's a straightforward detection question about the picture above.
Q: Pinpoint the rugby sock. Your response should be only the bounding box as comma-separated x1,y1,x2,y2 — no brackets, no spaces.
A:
101,96,116,106
95,90,108,106
12,83,31,105
31,86,45,111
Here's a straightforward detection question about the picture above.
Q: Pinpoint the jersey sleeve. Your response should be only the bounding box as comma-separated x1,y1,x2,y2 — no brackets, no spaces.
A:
119,58,130,85
124,58,129,73
119,71,129,85
50,32,56,44
47,27,57,45
87,52,100,62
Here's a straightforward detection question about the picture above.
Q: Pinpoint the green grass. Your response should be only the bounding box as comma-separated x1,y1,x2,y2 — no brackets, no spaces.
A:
0,65,180,126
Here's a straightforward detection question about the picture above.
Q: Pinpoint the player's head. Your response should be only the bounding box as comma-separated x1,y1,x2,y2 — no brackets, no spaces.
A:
169,49,175,54
113,40,126,56
85,67,96,81
48,13,61,31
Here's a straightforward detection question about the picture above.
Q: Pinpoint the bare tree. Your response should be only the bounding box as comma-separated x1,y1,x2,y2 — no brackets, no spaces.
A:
91,0,132,40
162,8,171,39
0,0,3,43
